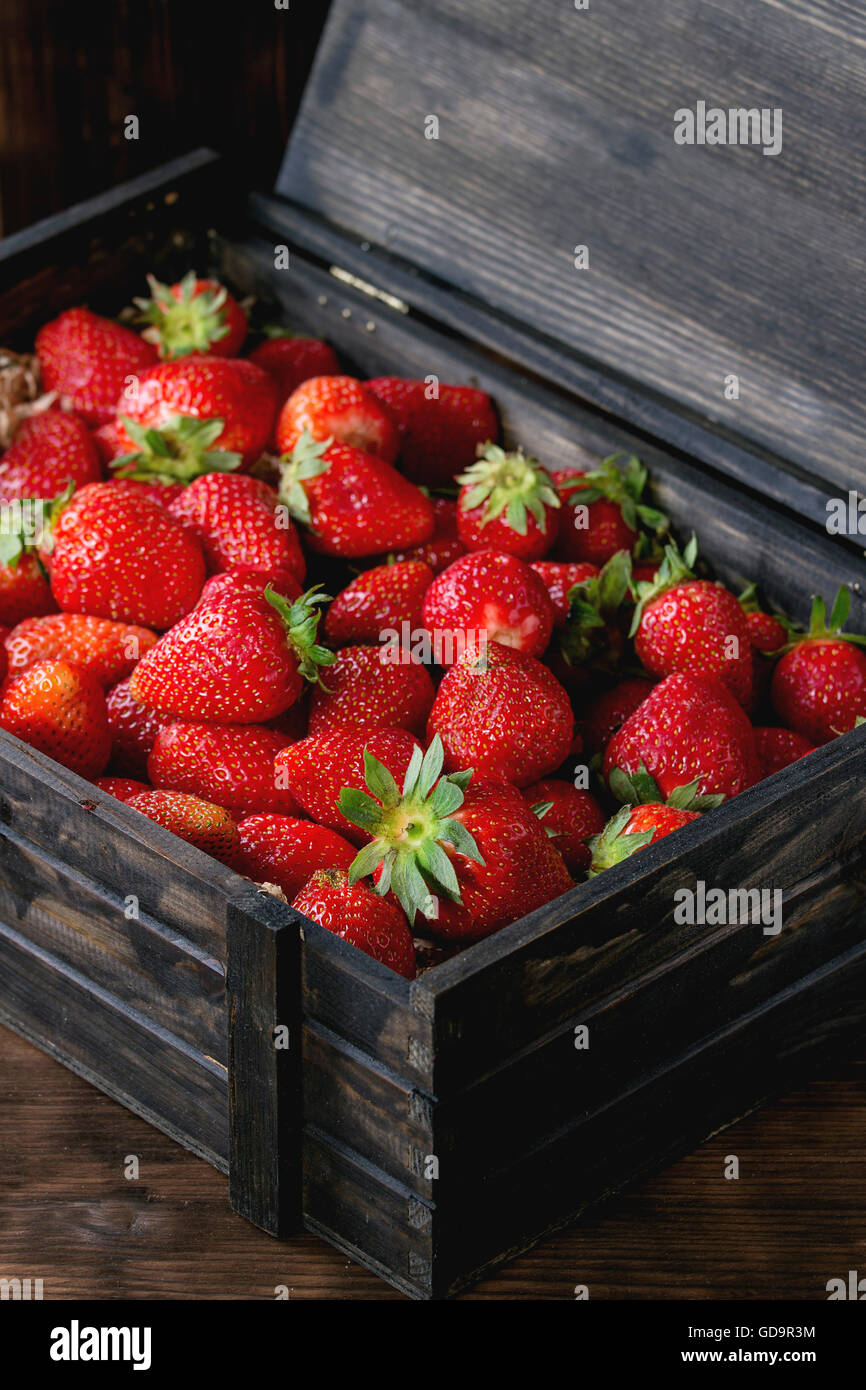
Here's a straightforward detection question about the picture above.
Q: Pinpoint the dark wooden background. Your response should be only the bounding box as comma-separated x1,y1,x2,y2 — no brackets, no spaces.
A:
0,0,329,237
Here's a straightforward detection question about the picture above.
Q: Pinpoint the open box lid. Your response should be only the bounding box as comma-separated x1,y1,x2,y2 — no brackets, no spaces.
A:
275,0,866,531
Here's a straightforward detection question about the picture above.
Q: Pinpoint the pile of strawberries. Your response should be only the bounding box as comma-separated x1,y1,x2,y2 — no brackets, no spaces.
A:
1,271,865,981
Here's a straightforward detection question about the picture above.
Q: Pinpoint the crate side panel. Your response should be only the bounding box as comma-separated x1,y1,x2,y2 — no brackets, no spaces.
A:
0,921,228,1169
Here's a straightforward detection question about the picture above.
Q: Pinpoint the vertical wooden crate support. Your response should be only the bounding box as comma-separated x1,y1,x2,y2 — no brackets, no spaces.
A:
227,886,303,1237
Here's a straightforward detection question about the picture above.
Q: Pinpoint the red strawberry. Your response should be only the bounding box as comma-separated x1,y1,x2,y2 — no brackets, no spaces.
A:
47,481,206,630
0,536,57,627
604,673,760,800
581,677,655,755
236,815,355,897
276,432,433,557
100,475,185,508
274,726,421,846
745,610,788,655
630,537,753,708
0,409,103,503
129,586,333,723
125,788,239,864
35,308,158,426
106,676,171,776
134,272,247,359
338,738,572,941
307,644,435,738
94,776,151,802
554,454,666,566
248,335,340,401
0,635,6,685
0,658,111,777
366,378,498,487
770,587,866,743
117,356,277,465
521,779,606,873
292,868,416,979
427,638,573,787
196,568,302,609
390,496,465,573
148,721,300,817
5,613,157,686
531,560,599,627
754,726,816,777
323,560,433,647
276,375,399,463
588,802,701,873
422,549,555,662
167,472,305,580
456,444,561,560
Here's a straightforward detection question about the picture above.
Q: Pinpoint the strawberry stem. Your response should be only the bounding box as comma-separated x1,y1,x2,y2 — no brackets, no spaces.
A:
457,442,560,536
263,584,336,687
112,414,241,483
134,271,232,359
276,429,334,530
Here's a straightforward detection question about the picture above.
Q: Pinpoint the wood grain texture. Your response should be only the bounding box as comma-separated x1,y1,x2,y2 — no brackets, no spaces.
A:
1,1026,864,1300
278,0,866,506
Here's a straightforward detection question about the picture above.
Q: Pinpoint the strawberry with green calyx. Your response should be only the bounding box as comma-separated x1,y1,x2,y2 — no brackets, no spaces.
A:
129,584,335,724
0,510,57,626
737,583,792,655
520,779,606,874
629,534,754,708
276,430,434,557
607,763,725,811
111,415,242,484
456,443,561,561
559,548,633,669
531,560,598,627
134,272,248,360
292,869,416,979
770,586,866,744
587,801,701,875
555,453,668,567
339,736,572,938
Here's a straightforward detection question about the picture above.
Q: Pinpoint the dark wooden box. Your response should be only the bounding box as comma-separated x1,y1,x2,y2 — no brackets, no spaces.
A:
1,1,865,1300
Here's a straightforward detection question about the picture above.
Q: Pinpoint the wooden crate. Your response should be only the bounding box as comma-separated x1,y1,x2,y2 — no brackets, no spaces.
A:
1,0,865,1300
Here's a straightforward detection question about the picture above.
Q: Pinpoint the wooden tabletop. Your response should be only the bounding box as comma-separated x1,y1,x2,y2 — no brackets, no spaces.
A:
1,1024,863,1301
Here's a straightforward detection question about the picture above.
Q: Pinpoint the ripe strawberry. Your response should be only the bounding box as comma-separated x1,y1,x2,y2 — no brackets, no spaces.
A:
94,776,151,802
323,560,433,647
117,356,277,465
390,496,465,573
308,644,435,738
35,307,158,426
196,568,302,608
129,586,333,723
588,802,701,873
604,673,760,800
134,272,247,359
148,720,300,817
339,737,572,940
0,409,103,503
274,726,421,846
366,378,498,487
125,788,240,864
422,549,555,661
456,444,561,560
276,432,433,557
554,453,667,566
521,779,606,873
428,638,573,786
754,726,816,778
581,677,655,755
0,534,57,627
0,658,111,777
630,537,753,708
236,815,355,897
47,481,206,630
5,613,157,686
531,561,599,627
292,868,416,979
105,676,171,776
0,634,7,686
770,587,866,743
167,472,305,580
276,375,399,463
248,335,340,401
